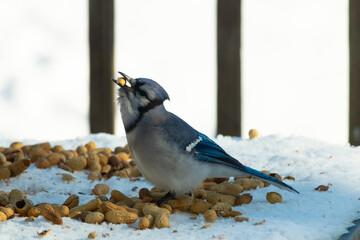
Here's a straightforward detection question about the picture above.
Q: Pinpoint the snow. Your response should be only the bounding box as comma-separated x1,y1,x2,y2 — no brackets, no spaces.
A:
0,133,359,240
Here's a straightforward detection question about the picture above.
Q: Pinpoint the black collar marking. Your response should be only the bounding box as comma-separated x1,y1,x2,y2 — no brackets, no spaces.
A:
125,100,164,133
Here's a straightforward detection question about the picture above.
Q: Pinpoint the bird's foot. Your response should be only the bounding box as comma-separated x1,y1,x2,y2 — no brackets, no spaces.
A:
154,191,176,207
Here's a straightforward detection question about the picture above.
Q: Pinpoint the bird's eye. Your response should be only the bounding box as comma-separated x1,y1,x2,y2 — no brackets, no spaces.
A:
138,89,147,97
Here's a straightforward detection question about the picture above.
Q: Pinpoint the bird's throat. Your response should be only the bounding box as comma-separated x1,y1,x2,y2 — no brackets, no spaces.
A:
124,100,164,133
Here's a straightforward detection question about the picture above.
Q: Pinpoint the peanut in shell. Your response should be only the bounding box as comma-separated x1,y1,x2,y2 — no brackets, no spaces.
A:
204,209,217,223
189,200,211,214
66,156,87,171
0,206,14,218
266,192,282,204
235,178,264,191
101,201,127,213
63,194,79,209
111,190,131,202
8,189,26,204
139,215,153,230
7,158,31,177
85,212,105,224
28,207,41,217
105,210,138,224
51,204,69,217
92,184,110,196
15,198,34,216
39,204,63,225
0,211,7,221
69,198,102,213
0,167,11,179
235,193,253,206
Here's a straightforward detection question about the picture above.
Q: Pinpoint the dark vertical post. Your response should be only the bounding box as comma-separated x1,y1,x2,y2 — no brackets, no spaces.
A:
350,0,360,145
89,0,115,134
217,0,241,137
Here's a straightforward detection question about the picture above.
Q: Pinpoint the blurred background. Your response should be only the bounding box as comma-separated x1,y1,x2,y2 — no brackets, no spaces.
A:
0,0,351,144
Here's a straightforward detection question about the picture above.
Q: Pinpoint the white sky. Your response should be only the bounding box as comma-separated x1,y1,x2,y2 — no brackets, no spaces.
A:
0,0,349,144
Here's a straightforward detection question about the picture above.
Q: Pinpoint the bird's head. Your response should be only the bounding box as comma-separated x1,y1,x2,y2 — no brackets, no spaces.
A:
113,72,170,132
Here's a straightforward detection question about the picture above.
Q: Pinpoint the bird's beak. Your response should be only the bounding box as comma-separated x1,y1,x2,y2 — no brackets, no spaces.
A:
112,72,134,91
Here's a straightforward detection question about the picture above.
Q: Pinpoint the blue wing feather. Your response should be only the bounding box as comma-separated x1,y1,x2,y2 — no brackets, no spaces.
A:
192,133,247,170
191,133,299,194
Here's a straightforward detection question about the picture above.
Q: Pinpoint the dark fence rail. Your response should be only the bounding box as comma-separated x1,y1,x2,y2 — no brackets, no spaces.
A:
89,0,115,134
350,0,360,146
217,0,241,137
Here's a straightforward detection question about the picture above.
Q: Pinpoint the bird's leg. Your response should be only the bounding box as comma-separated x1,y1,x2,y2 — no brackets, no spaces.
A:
155,191,176,207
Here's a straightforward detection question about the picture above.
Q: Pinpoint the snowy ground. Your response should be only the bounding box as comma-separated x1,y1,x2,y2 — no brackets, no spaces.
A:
0,133,359,240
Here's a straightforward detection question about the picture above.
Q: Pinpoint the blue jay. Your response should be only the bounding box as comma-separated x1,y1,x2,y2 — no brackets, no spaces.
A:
113,72,299,203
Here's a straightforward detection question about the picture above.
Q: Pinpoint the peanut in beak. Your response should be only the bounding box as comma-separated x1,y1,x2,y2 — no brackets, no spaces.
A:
117,78,126,87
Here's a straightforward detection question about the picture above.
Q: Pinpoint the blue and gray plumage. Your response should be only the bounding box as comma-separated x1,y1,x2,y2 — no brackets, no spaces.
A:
113,72,299,196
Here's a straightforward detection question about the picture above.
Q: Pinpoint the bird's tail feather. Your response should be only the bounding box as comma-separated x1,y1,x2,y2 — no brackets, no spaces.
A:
242,166,299,194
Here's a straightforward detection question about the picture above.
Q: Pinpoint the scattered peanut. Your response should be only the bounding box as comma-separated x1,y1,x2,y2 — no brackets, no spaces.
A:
0,207,14,218
88,231,98,239
28,207,41,217
7,158,31,177
142,204,170,228
0,211,7,221
105,210,138,224
204,209,217,223
39,204,63,225
211,182,243,196
101,201,127,213
139,188,151,199
0,153,7,165
204,190,236,206
63,194,80,209
235,193,253,206
52,145,64,153
211,202,232,212
8,189,26,205
266,192,282,204
76,146,88,154
10,142,23,149
51,204,69,217
66,156,87,171
61,173,76,183
88,171,102,180
168,196,194,211
24,216,36,222
0,167,11,179
235,178,264,191
68,211,82,218
235,216,249,222
284,176,296,181
85,212,105,224
139,215,153,230
111,190,131,202
189,199,211,214
248,129,259,139
92,184,110,196
15,199,34,216
70,198,102,214
315,185,329,192
37,229,51,237
220,210,242,218
85,141,97,151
